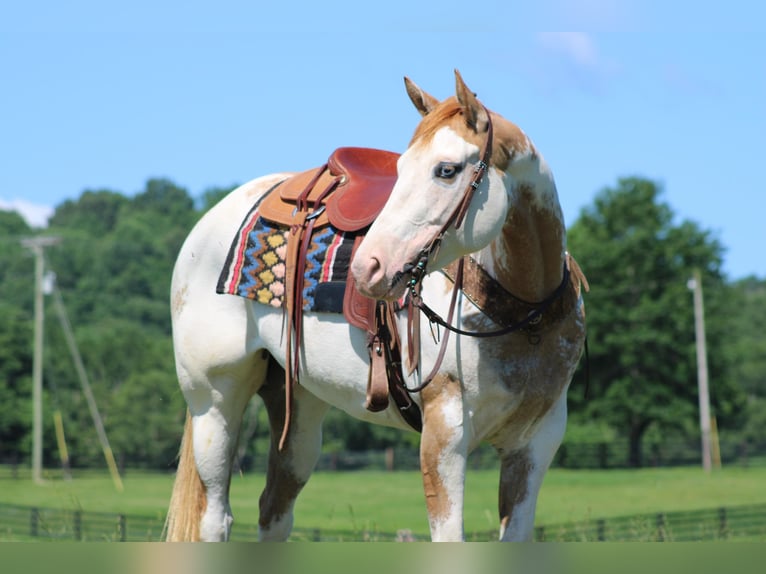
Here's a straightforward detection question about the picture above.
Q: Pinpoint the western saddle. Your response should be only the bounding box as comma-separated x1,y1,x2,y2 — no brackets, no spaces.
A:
258,147,422,448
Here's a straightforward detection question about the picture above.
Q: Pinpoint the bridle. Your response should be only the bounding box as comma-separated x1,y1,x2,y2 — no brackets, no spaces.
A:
396,104,495,293
398,104,571,393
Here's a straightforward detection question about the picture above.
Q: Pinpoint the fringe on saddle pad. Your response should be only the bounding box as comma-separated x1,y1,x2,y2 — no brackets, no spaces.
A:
216,206,358,313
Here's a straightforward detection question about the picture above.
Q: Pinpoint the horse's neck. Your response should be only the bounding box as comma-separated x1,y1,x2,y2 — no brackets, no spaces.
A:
474,161,566,302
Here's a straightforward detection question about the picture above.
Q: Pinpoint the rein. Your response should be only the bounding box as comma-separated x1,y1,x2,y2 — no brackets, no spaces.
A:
418,261,571,339
406,260,571,394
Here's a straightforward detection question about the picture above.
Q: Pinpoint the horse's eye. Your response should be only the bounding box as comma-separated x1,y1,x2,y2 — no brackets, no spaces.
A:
434,162,463,180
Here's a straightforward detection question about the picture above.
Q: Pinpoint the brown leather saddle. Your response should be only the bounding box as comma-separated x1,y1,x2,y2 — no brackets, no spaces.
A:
258,147,422,448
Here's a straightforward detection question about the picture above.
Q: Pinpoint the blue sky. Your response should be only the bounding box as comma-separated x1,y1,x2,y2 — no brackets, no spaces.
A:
2,1,764,279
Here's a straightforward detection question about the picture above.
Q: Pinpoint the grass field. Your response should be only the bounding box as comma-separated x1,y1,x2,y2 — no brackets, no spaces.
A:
2,464,765,539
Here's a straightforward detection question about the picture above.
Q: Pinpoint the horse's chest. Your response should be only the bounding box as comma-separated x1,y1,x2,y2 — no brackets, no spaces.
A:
477,316,577,371
466,319,584,442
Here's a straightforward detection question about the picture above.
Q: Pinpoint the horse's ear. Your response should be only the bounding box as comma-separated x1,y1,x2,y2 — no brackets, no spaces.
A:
454,69,490,133
404,77,439,117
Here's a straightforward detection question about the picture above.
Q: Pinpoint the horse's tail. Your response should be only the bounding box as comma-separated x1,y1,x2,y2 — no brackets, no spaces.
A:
164,410,206,541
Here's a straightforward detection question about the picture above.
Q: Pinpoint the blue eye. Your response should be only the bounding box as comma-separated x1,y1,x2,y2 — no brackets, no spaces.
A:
434,162,463,180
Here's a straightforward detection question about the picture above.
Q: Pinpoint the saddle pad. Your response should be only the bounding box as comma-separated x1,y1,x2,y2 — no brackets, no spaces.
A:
217,204,357,312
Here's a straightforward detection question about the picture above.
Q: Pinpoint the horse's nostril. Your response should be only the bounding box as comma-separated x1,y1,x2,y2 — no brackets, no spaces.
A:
369,256,382,277
352,254,388,297
363,256,386,289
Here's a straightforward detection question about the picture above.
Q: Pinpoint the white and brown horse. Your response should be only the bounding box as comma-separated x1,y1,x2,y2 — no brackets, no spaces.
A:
165,71,587,542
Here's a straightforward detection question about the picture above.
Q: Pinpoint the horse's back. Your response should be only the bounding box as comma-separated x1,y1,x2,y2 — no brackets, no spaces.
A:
173,174,289,291
170,174,289,386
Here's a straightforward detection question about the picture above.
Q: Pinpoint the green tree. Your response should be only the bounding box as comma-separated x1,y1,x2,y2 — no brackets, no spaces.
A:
0,210,33,311
720,277,766,456
0,303,33,463
725,277,766,398
0,212,34,464
109,368,186,470
566,177,745,466
0,209,32,236
48,190,128,237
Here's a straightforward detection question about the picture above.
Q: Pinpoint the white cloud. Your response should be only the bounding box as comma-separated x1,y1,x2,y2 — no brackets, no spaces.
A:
0,199,53,228
528,32,619,95
538,32,600,68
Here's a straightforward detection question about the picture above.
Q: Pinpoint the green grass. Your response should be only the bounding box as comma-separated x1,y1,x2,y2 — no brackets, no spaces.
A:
2,464,765,538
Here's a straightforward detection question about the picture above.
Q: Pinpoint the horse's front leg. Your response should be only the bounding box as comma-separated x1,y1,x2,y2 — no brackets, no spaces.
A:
494,392,568,541
420,374,468,542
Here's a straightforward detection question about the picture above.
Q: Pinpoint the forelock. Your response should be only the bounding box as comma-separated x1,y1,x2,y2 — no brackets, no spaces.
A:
409,97,469,146
407,97,532,172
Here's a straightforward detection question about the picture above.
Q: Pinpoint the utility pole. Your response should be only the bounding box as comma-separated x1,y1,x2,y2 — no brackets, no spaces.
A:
688,269,712,473
21,236,61,483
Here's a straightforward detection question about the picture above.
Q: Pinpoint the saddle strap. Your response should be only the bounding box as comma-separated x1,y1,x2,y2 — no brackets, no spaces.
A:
367,301,422,431
406,292,421,376
366,302,392,412
278,172,341,451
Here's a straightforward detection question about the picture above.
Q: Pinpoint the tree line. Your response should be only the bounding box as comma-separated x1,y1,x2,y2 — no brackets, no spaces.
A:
0,177,763,471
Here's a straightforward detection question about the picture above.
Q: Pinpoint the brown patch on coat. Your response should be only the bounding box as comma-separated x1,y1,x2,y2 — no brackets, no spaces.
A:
498,447,533,529
490,183,566,302
419,373,461,524
258,451,303,530
172,283,188,317
257,359,305,530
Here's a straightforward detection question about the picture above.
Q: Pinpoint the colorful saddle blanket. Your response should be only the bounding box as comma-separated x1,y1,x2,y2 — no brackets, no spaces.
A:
216,204,359,313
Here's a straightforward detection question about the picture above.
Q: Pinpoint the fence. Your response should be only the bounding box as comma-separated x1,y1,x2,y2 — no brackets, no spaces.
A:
2,502,765,542
533,504,766,542
0,503,164,542
260,439,766,473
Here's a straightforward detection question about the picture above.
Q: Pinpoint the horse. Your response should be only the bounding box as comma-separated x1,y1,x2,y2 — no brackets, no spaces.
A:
164,70,587,542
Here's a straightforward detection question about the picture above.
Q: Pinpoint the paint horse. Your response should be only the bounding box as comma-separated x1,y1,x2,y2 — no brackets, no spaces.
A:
165,71,587,542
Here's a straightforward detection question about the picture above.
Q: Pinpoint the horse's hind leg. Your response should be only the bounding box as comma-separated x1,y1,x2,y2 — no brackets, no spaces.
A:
494,393,567,541
257,360,329,541
181,353,268,541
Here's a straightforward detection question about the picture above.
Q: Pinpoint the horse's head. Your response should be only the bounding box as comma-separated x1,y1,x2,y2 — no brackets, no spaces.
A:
352,70,536,301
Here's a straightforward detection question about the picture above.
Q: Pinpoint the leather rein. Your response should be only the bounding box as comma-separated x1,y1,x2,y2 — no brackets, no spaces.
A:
399,105,570,393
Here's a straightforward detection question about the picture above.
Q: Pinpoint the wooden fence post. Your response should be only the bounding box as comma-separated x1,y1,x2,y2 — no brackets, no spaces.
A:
119,514,127,542
718,507,727,539
656,513,666,541
385,447,395,471
597,518,606,541
30,507,39,538
598,443,608,469
73,510,82,540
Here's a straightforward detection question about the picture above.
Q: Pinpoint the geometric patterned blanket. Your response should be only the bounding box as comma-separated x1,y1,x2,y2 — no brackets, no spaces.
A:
216,203,359,313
